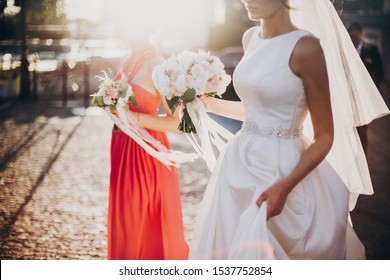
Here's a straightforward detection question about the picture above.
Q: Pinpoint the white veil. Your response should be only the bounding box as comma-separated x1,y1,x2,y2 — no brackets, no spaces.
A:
289,0,389,210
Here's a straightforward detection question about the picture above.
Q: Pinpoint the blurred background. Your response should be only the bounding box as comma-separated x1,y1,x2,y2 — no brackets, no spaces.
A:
0,0,389,260
0,0,389,103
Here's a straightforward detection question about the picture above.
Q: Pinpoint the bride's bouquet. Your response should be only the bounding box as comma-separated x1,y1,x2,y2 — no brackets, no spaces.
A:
152,50,231,133
91,70,137,112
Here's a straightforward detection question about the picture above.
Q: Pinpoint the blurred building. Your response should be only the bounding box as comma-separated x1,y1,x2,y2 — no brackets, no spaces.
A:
341,0,390,81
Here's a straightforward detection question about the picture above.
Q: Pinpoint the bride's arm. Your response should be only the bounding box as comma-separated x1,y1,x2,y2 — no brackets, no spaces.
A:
256,36,334,220
201,96,245,121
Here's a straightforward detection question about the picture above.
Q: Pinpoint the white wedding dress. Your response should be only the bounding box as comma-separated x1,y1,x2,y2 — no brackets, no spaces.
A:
189,28,365,260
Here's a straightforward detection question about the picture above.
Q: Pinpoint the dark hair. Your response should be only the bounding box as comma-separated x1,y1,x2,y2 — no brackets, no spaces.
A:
280,0,291,10
347,22,363,33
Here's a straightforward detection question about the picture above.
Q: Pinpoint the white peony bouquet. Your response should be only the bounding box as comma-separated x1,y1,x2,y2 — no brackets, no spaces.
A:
91,70,137,113
152,50,231,133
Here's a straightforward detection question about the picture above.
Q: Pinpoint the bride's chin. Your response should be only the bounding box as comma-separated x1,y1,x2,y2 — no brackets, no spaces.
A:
247,12,261,21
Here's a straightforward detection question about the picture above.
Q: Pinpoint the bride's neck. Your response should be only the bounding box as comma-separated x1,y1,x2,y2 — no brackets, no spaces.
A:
260,9,295,39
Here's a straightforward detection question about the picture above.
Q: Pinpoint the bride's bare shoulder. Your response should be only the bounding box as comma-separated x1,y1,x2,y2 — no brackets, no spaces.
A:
294,34,322,56
290,34,325,75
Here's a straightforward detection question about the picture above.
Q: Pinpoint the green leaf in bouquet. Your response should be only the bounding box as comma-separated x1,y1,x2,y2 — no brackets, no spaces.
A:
109,104,116,113
166,96,180,115
118,90,126,98
182,89,196,104
128,96,138,107
113,124,121,131
120,86,128,98
91,96,104,107
178,107,197,133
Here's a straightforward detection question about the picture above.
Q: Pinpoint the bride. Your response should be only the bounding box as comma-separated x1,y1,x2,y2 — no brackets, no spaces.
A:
189,0,389,259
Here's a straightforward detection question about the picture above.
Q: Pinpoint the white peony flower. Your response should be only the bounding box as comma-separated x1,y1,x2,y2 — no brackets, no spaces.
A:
175,74,188,93
125,84,133,99
185,74,195,88
103,95,113,105
152,67,170,97
205,76,219,93
191,64,205,80
192,71,209,96
97,86,106,97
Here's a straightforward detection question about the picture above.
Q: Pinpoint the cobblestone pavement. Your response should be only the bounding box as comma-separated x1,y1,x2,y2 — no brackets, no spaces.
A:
0,96,389,260
0,99,208,259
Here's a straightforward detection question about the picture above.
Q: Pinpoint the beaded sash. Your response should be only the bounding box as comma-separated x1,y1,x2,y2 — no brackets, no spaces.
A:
241,118,302,139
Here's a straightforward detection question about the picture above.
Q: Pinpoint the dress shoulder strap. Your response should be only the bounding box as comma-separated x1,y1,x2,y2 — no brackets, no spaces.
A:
245,26,261,51
280,30,315,65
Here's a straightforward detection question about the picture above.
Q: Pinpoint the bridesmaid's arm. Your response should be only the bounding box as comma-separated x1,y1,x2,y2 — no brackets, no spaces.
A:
256,36,334,220
135,96,181,132
123,55,181,132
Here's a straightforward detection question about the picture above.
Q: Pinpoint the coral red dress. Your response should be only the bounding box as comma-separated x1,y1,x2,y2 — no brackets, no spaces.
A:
107,48,189,260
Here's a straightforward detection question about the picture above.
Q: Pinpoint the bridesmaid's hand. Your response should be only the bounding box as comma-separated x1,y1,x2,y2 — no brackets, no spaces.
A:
128,110,140,123
111,110,119,117
256,180,293,220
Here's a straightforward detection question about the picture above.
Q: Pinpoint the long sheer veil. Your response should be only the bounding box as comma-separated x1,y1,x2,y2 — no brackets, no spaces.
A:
289,0,389,210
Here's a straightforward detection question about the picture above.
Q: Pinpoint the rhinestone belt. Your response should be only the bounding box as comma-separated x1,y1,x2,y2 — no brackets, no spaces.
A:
241,118,302,139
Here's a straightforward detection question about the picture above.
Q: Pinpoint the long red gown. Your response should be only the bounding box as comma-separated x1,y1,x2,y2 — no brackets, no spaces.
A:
107,49,189,260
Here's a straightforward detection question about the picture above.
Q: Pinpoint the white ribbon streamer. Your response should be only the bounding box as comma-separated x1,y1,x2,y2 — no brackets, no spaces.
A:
185,98,234,171
106,106,199,167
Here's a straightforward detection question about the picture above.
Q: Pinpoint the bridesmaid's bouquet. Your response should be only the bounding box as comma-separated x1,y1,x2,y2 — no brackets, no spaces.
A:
91,71,137,112
152,50,231,133
90,66,199,168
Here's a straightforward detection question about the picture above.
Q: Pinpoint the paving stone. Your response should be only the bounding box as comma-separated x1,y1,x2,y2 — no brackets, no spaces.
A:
0,95,389,260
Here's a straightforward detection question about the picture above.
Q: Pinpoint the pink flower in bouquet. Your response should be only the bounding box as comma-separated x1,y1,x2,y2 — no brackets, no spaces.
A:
191,64,205,80
91,71,137,112
205,76,219,93
152,50,231,133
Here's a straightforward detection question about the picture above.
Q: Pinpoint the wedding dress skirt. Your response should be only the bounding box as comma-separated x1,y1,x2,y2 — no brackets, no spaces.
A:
190,128,364,259
189,28,365,260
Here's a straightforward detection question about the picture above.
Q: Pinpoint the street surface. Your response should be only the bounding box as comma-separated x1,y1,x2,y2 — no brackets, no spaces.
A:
0,92,389,259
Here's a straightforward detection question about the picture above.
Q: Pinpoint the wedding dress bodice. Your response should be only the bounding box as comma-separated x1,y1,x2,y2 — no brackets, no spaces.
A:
189,27,364,260
233,28,310,137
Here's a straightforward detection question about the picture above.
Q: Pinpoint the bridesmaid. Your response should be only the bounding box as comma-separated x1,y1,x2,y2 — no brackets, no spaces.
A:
107,36,189,259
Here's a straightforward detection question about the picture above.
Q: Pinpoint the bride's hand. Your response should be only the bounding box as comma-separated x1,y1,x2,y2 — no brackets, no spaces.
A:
199,95,213,112
256,180,293,220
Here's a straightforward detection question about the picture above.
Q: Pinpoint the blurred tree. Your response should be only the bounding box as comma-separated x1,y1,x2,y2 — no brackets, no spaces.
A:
0,0,18,40
0,0,66,99
332,0,344,14
24,0,66,26
342,0,384,12
0,0,7,13
0,0,66,39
